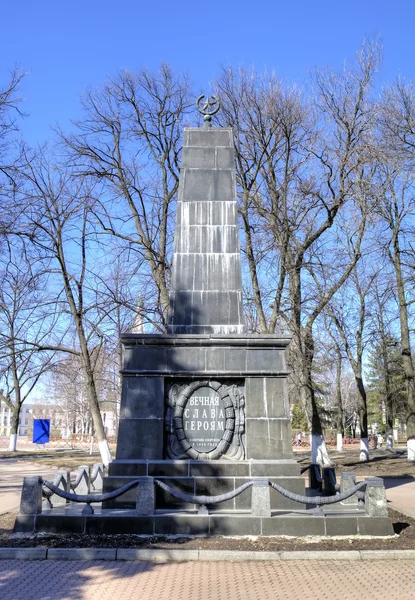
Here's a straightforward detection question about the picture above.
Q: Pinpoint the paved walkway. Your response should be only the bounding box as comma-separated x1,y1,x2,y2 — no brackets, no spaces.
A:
383,477,415,519
0,559,414,599
0,459,57,514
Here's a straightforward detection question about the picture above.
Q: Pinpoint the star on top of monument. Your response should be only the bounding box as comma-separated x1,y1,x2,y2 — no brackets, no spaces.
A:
195,94,221,127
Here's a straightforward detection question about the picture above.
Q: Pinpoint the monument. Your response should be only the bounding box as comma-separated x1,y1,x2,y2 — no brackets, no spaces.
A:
13,96,393,538
103,95,305,516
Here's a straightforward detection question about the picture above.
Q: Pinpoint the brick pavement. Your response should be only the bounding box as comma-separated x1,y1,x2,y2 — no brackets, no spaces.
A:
0,560,414,600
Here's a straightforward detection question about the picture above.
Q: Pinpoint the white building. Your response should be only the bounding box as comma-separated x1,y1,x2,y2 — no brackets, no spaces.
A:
0,402,34,437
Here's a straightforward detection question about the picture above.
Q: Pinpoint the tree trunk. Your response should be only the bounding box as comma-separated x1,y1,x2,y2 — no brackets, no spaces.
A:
8,406,20,451
301,329,331,465
356,376,369,461
335,348,344,451
392,231,415,461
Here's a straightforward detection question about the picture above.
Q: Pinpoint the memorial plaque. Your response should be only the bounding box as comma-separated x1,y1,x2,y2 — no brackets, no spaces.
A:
174,380,236,459
183,386,226,452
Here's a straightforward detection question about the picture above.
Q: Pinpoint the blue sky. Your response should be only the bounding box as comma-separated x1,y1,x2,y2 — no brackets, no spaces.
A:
2,0,415,144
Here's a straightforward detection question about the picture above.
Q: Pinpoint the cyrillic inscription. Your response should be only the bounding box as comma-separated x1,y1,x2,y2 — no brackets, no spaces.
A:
183,386,226,451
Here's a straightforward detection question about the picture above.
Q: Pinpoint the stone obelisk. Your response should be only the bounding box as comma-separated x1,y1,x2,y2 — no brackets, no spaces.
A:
168,95,244,334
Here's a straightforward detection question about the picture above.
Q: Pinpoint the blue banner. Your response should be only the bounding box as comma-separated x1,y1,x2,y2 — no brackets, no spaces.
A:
33,419,50,444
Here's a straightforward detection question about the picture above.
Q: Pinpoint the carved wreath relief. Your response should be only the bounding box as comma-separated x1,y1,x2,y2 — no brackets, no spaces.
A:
164,380,245,460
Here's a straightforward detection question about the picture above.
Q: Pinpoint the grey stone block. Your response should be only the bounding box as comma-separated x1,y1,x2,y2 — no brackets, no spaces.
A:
35,515,85,534
224,348,247,372
136,477,155,516
166,347,206,372
116,418,163,460
123,346,167,372
176,201,237,227
187,129,232,147
206,348,225,371
190,461,249,477
47,548,117,561
325,516,359,536
208,516,261,536
195,478,235,510
280,550,360,560
117,548,199,562
234,483,252,510
245,419,283,459
13,515,36,534
365,477,388,517
108,461,147,477
148,462,189,477
249,461,301,477
0,548,47,560
199,550,281,561
216,147,235,169
19,475,42,515
86,516,154,536
102,477,139,508
182,169,234,203
170,291,244,331
246,349,284,372
265,378,288,417
251,480,271,517
119,377,164,419
175,224,239,254
357,516,394,536
268,477,306,510
172,254,242,292
360,550,396,560
155,477,195,510
181,147,216,168
262,517,325,536
154,516,209,535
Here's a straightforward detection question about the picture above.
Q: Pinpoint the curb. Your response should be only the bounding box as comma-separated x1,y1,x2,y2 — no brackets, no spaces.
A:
0,547,414,561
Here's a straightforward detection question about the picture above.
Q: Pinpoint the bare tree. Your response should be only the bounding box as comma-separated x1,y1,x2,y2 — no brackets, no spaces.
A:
326,264,378,460
374,165,415,460
15,149,119,465
0,241,57,450
59,64,192,330
216,42,380,463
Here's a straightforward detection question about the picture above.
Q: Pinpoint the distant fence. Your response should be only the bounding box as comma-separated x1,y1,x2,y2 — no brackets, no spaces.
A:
292,437,361,448
0,436,117,451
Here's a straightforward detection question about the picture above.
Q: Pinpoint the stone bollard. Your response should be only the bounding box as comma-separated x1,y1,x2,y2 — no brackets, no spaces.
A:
340,472,359,505
365,477,388,517
321,466,337,496
51,471,70,506
20,476,43,515
74,465,90,495
91,463,104,493
251,479,271,517
136,477,155,516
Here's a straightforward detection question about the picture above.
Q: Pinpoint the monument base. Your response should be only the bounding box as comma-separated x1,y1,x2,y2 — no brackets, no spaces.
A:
14,506,394,538
103,460,305,511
